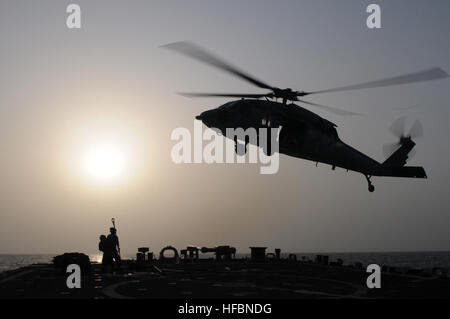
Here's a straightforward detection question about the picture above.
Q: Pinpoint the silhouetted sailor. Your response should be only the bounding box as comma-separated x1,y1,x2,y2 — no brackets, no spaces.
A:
107,227,121,269
98,234,113,273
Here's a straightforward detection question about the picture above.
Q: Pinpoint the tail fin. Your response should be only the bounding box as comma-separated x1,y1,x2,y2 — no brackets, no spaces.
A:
382,139,427,178
383,138,415,167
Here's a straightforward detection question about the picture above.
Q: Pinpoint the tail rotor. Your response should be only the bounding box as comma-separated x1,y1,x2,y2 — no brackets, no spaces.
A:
383,117,424,161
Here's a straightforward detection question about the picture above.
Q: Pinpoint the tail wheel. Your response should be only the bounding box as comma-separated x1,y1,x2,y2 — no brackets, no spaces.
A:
365,175,375,192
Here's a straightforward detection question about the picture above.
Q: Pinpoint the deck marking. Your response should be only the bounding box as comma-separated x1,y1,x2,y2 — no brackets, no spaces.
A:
102,281,135,299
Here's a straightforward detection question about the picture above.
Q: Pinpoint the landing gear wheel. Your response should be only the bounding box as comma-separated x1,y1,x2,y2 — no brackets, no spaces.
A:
263,143,272,156
259,132,273,156
234,137,247,156
365,175,375,192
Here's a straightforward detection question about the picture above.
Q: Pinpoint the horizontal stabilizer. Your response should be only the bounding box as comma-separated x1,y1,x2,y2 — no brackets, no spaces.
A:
387,166,427,179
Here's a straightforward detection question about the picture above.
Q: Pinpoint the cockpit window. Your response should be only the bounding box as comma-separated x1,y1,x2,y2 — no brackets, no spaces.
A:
219,101,236,111
218,101,236,110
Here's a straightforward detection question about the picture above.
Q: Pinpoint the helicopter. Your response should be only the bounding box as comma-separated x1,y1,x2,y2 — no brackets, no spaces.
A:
164,41,449,192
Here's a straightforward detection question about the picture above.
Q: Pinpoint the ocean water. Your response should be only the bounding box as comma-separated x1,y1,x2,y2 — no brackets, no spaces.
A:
0,254,55,273
1,251,450,273
290,251,450,269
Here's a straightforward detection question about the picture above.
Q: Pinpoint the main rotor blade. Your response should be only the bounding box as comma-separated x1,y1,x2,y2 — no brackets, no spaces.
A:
163,41,274,90
179,92,269,99
298,99,361,116
305,67,448,95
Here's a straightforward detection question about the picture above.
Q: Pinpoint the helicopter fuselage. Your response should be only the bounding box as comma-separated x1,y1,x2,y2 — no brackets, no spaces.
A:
196,99,385,176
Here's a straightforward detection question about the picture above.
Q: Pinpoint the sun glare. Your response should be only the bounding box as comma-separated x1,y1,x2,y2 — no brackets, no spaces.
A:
83,143,126,181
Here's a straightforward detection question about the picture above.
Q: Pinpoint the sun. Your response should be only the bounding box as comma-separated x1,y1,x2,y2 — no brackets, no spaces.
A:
83,143,126,181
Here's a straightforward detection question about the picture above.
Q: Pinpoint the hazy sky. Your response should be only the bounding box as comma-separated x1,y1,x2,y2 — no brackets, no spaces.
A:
0,0,449,255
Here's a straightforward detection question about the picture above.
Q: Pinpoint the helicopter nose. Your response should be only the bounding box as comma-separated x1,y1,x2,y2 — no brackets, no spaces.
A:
196,110,217,127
